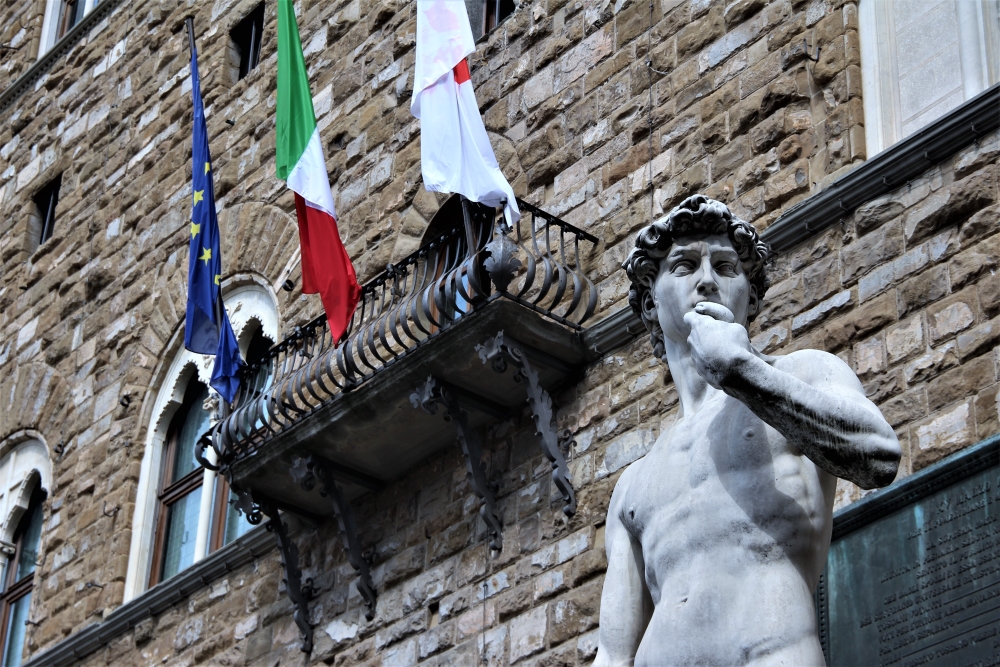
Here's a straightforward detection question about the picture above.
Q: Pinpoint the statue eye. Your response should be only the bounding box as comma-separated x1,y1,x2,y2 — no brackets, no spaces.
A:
671,260,695,274
715,261,737,275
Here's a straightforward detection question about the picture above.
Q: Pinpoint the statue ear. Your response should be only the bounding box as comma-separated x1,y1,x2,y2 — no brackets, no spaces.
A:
747,286,760,320
641,288,657,323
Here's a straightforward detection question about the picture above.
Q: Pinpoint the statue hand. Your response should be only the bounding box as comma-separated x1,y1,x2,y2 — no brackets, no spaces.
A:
683,302,754,389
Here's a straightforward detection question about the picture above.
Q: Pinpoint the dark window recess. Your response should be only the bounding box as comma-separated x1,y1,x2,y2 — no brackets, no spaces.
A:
57,0,86,40
484,0,516,33
32,174,61,249
231,3,265,80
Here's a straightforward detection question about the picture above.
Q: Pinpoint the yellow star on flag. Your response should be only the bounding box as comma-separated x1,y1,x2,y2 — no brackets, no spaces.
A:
200,247,212,265
190,222,200,238
193,190,204,204
215,275,221,285
204,161,211,175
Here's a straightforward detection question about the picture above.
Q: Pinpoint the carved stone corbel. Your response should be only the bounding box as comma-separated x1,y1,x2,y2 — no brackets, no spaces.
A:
477,331,577,516
411,376,504,551
289,455,378,620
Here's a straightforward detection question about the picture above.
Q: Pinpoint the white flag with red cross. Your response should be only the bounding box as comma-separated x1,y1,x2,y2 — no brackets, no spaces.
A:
411,0,520,225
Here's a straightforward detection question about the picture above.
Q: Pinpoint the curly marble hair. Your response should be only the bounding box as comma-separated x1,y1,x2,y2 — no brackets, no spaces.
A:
623,195,772,358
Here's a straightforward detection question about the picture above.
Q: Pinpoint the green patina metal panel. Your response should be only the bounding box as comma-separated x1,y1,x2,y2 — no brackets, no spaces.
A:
819,436,1000,667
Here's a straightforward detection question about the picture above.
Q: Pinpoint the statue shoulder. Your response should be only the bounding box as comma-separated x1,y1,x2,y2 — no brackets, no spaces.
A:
773,348,864,391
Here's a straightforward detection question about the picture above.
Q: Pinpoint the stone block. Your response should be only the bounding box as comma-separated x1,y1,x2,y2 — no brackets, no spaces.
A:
510,605,548,662
880,388,927,429
596,429,656,479
885,315,924,364
904,342,960,385
927,293,976,343
791,289,852,334
979,273,1000,318
676,8,724,59
949,233,1000,289
840,222,904,284
956,316,1000,361
853,334,885,378
910,400,976,471
897,266,950,317
903,167,997,245
926,354,996,413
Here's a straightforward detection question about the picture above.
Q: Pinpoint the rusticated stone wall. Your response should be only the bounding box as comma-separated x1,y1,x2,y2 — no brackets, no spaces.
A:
0,0,996,663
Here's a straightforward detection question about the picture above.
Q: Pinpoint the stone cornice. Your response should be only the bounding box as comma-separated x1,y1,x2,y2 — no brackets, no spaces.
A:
579,84,1000,357
581,306,645,360
23,526,274,667
0,0,127,116
760,83,1000,253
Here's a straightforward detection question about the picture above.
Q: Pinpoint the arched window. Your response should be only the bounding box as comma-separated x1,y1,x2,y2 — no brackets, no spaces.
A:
0,485,45,667
148,378,211,586
125,281,279,601
0,437,51,667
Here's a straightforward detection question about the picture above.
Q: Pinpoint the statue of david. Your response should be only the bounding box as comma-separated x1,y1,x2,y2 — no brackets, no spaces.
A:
594,196,901,666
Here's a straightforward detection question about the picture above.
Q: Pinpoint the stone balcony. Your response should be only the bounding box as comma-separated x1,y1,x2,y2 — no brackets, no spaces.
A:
200,196,600,521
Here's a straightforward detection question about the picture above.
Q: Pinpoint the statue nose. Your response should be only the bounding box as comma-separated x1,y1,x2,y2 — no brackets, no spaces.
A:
696,274,719,295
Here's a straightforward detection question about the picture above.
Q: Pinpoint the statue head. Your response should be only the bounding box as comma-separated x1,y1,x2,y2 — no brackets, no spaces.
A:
623,195,771,358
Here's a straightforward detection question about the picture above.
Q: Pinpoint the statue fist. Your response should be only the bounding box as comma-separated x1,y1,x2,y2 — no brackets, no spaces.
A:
682,302,754,389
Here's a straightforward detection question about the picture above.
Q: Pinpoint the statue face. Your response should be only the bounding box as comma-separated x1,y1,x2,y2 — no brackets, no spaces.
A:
648,233,757,344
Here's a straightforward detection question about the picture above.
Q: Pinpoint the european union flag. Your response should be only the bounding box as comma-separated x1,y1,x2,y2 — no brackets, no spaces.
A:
185,34,244,403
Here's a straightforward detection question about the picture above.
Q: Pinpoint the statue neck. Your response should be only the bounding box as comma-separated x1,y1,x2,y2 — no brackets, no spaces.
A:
662,337,718,418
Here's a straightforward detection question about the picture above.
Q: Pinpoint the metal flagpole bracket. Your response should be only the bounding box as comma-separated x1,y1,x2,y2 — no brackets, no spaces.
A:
410,376,505,552
476,331,577,516
289,455,378,620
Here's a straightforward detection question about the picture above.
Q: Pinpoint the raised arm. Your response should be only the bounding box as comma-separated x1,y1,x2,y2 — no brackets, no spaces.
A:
595,473,652,666
685,304,900,489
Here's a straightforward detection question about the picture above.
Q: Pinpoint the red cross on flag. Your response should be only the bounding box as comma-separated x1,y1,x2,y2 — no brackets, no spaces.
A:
411,0,520,226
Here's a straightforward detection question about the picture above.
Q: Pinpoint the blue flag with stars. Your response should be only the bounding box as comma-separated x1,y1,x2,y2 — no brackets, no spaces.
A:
185,35,244,403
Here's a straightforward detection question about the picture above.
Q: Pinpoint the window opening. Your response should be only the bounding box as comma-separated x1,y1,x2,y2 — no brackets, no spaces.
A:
56,0,86,40
231,3,265,81
150,379,210,586
0,485,46,667
32,174,61,250
484,0,516,34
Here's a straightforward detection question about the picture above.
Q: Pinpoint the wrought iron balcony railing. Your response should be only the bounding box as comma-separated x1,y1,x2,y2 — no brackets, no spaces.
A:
205,198,598,468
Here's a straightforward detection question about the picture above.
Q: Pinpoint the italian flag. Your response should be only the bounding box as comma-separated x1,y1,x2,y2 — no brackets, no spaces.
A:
412,0,520,226
276,0,360,343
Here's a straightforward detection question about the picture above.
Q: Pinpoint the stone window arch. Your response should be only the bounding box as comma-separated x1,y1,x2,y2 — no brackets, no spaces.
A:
0,435,52,667
124,281,278,602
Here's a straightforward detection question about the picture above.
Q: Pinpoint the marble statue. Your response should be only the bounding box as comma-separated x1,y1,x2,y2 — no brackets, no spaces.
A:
594,196,901,667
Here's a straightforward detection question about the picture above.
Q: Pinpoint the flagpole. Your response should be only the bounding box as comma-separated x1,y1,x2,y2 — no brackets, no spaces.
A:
185,16,196,59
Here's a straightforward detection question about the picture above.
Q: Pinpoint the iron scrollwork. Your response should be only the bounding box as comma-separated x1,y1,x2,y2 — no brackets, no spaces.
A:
483,229,522,294
246,493,315,653
410,376,504,552
289,455,378,620
477,332,577,516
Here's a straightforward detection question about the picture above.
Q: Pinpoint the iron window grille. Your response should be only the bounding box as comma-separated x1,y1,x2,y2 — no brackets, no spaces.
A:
231,3,265,81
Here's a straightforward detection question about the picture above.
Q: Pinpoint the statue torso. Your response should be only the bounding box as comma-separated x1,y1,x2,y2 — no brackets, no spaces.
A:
618,383,836,666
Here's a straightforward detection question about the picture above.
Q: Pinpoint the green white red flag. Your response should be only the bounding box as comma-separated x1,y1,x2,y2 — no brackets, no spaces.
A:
276,0,360,343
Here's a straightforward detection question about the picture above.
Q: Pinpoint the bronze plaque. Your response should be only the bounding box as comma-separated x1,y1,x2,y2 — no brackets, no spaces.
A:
819,437,1000,667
